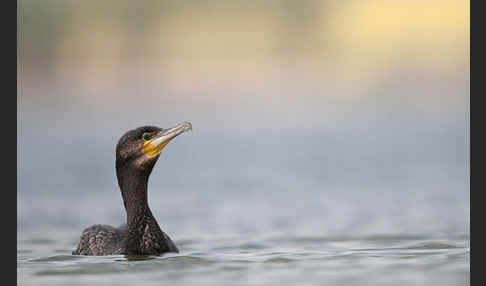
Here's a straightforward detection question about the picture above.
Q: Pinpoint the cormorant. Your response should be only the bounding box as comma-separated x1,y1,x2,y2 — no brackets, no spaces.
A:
72,121,192,256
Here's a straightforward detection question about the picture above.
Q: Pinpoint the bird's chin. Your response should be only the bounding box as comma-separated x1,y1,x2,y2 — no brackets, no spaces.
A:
134,153,160,171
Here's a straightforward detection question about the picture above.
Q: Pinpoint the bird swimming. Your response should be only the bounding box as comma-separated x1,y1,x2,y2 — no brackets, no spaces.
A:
72,121,192,256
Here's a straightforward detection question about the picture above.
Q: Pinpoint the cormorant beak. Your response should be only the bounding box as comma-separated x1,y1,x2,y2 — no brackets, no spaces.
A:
143,121,192,157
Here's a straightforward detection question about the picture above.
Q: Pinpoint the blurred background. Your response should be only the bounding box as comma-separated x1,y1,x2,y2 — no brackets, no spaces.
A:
18,0,469,245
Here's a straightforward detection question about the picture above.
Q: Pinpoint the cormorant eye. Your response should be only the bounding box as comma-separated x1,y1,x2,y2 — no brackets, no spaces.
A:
142,132,151,141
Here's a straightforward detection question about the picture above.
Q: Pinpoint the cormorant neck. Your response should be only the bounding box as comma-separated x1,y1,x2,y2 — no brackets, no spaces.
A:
116,163,168,254
116,166,154,222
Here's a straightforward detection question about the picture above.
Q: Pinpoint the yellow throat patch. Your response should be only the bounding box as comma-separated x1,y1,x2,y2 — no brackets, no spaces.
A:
143,140,170,157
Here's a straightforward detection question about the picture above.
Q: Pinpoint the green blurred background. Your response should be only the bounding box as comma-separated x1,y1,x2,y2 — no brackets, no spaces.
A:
18,0,469,127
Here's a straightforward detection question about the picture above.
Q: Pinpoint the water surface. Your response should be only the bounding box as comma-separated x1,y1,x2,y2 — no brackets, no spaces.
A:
18,191,469,286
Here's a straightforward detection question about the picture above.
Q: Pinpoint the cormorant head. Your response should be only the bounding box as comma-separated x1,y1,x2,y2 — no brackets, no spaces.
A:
115,122,192,174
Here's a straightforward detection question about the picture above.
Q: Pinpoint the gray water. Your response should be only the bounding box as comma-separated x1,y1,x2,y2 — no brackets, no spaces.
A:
18,190,469,286
18,77,469,285
18,137,470,285
18,158,469,286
